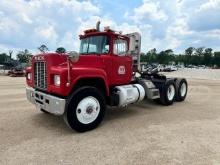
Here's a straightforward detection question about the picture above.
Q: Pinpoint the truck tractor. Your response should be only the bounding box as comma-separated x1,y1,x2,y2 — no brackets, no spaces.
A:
26,21,188,132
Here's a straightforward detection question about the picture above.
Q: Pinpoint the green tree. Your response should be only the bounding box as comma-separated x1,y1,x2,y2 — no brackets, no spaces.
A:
149,48,157,55
164,49,173,55
194,47,205,65
9,50,13,59
185,47,194,56
56,47,66,54
165,49,175,63
0,53,8,64
203,48,213,66
17,49,32,63
157,51,166,64
157,49,174,64
213,52,220,67
185,47,194,65
38,44,49,53
146,48,157,63
194,47,204,56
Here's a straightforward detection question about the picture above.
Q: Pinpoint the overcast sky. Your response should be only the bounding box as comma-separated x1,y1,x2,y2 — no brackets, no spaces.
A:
0,0,220,57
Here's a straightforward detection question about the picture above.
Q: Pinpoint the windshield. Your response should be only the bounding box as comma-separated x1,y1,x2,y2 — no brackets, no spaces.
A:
79,35,110,55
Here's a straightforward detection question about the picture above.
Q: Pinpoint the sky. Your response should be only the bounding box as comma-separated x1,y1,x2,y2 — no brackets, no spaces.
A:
0,0,220,58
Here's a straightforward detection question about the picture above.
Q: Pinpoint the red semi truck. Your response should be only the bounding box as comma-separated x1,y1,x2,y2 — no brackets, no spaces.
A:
26,22,187,132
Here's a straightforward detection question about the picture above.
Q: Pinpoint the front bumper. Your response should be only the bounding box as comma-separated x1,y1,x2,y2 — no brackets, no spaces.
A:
26,87,66,115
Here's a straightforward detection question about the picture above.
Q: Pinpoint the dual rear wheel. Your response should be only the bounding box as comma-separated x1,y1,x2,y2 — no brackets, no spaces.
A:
158,78,188,105
63,79,188,132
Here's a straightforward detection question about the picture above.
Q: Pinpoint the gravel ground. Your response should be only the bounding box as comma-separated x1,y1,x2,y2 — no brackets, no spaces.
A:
1,70,220,165
163,68,220,80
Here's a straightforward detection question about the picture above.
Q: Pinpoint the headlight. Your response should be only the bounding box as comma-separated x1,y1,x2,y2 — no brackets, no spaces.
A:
54,75,61,86
27,73,32,80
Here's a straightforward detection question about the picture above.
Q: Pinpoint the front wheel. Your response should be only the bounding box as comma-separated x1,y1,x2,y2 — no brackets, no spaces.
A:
64,87,106,132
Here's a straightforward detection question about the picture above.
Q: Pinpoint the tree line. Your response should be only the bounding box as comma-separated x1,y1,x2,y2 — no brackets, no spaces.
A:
1,45,220,67
140,47,220,67
0,45,67,65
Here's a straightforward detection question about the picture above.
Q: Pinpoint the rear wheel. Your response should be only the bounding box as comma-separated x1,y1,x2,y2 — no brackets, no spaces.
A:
64,86,106,132
175,78,188,102
159,80,176,106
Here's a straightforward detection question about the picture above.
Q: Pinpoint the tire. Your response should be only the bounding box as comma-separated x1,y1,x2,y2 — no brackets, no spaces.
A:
64,86,106,132
159,80,176,106
175,78,188,102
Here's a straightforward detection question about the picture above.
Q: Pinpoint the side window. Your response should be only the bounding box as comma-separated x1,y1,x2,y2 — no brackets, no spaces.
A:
81,38,89,53
114,39,127,56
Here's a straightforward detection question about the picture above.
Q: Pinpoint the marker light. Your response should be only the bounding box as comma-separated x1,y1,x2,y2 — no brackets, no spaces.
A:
27,73,32,80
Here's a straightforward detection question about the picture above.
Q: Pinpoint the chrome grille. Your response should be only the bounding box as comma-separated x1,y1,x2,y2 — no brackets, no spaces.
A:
34,61,47,90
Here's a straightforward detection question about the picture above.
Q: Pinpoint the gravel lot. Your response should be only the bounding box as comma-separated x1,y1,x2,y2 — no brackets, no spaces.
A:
163,68,220,80
1,70,220,164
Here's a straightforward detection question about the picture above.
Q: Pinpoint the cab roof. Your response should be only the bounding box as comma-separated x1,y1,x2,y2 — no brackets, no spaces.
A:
79,28,129,40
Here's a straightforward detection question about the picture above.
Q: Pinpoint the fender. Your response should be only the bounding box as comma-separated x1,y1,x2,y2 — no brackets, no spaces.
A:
70,67,109,96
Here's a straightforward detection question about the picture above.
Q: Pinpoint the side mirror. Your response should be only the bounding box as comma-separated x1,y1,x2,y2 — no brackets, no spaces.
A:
68,51,79,62
126,32,141,55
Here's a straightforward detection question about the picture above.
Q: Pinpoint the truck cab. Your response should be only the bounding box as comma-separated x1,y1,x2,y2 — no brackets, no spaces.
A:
26,22,188,132
26,27,134,97
77,29,133,86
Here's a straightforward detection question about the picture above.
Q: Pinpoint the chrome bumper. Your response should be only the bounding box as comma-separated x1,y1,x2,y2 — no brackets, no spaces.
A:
26,87,66,115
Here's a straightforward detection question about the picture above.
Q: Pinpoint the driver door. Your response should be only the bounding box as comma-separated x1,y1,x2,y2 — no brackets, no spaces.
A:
111,37,132,85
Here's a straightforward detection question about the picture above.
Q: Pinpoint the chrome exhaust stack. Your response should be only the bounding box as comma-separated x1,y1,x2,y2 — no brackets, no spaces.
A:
96,21,101,31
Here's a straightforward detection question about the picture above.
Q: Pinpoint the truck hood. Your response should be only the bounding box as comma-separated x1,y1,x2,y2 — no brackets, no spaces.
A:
32,53,68,67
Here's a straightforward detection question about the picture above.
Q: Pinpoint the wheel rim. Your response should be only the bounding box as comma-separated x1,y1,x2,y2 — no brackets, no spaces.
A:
76,96,100,124
180,82,187,97
167,84,175,101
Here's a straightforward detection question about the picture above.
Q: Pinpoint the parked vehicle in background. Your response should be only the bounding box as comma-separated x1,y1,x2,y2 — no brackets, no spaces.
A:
170,65,178,71
8,67,25,77
157,64,165,72
163,65,178,72
198,65,206,69
176,65,185,69
141,64,148,72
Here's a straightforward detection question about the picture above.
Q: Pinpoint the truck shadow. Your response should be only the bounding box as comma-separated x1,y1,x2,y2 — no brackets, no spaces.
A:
31,113,73,134
30,100,161,134
104,100,160,122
